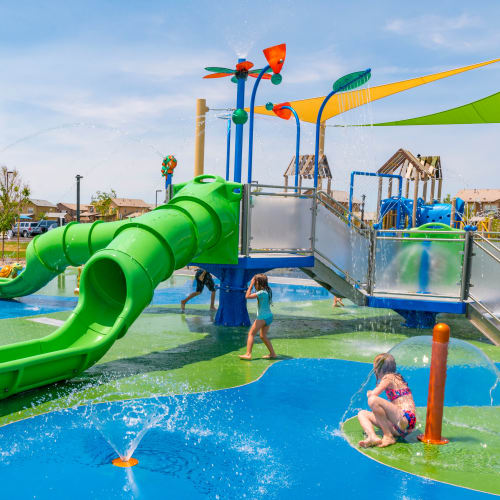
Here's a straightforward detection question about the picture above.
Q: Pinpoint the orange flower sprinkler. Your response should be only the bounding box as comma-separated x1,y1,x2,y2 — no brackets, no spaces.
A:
112,457,139,467
417,323,451,445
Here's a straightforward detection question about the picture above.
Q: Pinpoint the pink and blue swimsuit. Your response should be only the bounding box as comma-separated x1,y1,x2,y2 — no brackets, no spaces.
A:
386,386,416,437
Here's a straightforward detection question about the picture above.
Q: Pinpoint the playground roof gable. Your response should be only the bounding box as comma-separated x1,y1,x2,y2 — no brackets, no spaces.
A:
284,154,332,179
378,149,441,180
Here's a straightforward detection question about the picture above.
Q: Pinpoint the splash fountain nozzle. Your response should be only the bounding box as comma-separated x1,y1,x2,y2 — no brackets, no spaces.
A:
112,457,138,468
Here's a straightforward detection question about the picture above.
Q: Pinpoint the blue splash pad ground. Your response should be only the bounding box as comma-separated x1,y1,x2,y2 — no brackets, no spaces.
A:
0,279,329,319
0,359,494,499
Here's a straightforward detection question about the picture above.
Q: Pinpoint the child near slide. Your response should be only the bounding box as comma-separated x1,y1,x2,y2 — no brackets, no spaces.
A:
239,274,277,360
357,353,417,448
181,268,217,312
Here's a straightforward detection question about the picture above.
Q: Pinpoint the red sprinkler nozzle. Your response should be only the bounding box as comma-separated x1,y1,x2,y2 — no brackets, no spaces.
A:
112,457,139,468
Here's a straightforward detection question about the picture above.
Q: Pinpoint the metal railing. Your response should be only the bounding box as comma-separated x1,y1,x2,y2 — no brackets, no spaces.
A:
239,184,500,321
467,232,500,323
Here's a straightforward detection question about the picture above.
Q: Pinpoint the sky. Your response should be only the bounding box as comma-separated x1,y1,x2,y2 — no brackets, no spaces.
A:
0,0,499,207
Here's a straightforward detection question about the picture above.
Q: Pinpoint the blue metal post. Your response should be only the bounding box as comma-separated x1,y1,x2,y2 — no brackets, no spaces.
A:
234,58,246,183
225,117,231,181
247,64,271,184
280,105,300,190
348,171,403,226
314,69,371,188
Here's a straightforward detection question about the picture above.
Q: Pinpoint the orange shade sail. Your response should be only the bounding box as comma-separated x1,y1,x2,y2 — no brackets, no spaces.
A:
250,58,500,124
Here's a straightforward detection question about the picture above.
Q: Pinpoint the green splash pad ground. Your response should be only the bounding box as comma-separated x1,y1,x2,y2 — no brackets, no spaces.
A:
343,407,500,496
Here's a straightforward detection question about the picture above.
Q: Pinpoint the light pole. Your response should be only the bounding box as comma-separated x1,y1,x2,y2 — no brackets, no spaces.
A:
2,171,14,261
6,170,14,240
76,175,83,223
314,69,371,188
155,189,162,208
269,102,301,190
6,170,14,193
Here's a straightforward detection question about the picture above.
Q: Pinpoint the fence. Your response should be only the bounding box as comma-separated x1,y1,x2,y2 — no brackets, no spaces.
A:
239,185,500,317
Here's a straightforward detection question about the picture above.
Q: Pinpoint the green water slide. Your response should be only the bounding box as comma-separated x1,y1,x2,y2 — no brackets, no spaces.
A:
0,175,241,399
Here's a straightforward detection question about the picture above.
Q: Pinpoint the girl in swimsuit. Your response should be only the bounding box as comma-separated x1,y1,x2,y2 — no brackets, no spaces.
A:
239,274,277,361
357,353,417,448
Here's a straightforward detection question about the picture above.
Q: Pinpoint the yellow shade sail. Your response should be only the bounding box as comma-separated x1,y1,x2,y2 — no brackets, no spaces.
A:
250,58,500,124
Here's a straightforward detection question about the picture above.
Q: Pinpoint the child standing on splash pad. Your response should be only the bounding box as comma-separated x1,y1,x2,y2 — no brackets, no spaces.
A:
239,274,277,360
181,268,217,312
357,353,416,448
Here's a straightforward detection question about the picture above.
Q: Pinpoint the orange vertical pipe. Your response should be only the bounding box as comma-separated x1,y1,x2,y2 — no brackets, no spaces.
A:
418,323,450,445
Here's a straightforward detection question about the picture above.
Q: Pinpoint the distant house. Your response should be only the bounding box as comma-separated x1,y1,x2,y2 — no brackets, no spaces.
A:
57,203,95,222
455,189,500,216
110,198,153,220
326,190,361,211
23,199,57,219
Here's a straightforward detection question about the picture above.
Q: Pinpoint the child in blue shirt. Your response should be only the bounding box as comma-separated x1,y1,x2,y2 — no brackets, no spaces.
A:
239,274,277,360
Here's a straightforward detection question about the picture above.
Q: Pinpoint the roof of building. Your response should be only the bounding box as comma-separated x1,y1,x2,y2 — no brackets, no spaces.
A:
284,154,332,179
45,212,67,219
57,203,90,211
455,189,500,203
125,211,145,219
29,199,57,208
353,211,377,221
111,198,152,208
329,190,360,204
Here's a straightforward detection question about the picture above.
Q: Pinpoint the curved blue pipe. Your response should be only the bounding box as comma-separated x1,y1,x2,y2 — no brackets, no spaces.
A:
280,105,300,190
314,69,371,188
247,64,271,184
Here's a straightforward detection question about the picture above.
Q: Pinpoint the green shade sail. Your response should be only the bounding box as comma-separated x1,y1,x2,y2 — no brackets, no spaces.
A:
373,91,500,126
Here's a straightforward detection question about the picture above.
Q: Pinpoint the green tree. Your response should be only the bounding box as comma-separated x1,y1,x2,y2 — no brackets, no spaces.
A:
443,193,452,204
91,189,117,219
0,167,30,261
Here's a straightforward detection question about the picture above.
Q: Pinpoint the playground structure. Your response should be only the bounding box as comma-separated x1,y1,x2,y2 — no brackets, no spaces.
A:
373,149,465,230
0,46,499,401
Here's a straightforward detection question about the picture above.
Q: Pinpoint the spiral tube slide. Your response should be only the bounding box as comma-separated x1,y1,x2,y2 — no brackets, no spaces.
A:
0,220,126,299
0,175,241,399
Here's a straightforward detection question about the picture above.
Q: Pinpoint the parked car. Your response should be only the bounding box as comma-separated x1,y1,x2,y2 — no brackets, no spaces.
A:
31,220,59,235
11,221,39,238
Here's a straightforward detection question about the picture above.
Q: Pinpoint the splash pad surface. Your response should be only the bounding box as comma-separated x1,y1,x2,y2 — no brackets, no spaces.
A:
0,271,499,498
1,359,498,499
